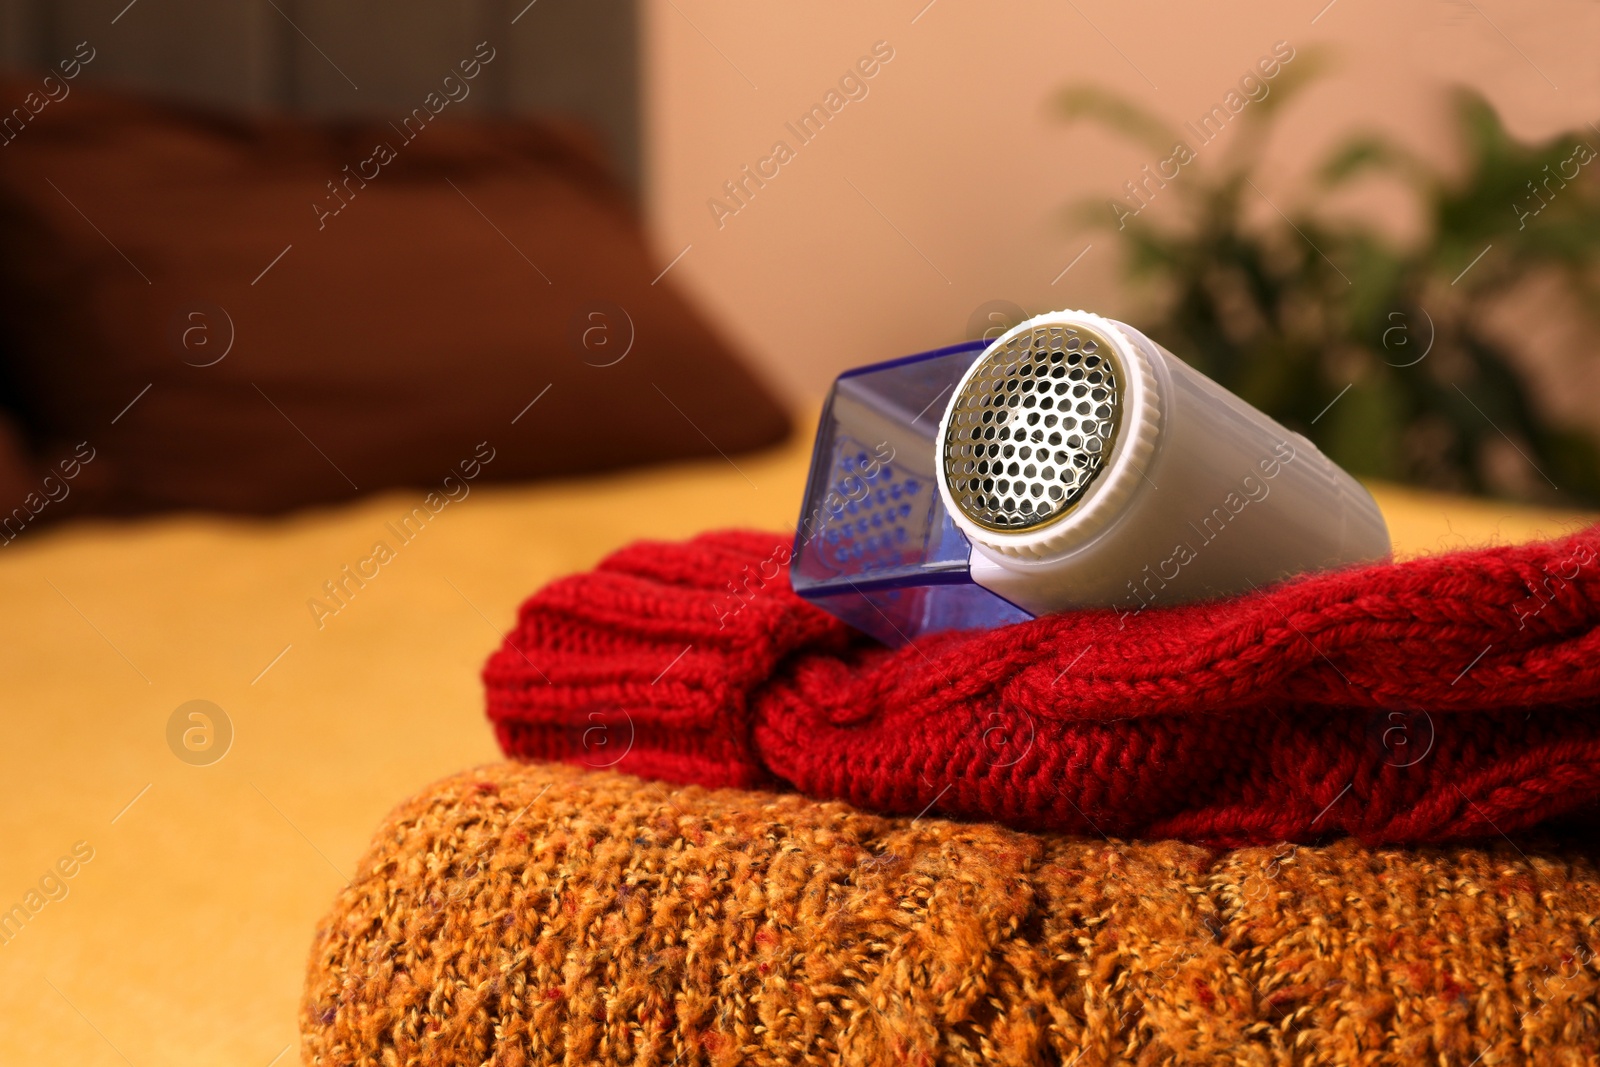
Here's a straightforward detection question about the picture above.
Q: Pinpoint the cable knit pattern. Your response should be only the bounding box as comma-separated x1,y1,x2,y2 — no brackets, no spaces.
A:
484,526,1600,846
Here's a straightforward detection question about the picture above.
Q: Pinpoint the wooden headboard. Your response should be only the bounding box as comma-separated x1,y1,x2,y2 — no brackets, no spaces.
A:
0,0,640,190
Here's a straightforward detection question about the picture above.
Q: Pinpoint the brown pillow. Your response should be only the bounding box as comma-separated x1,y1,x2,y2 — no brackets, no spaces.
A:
0,78,789,518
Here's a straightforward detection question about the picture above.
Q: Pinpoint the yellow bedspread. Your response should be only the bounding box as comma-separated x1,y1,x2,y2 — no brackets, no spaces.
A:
0,424,1592,1066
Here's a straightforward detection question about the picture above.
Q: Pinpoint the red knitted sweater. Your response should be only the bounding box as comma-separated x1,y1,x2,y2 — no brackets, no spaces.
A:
484,525,1600,846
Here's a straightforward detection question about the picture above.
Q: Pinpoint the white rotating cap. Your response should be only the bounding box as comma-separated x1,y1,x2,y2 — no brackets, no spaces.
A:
936,309,1162,562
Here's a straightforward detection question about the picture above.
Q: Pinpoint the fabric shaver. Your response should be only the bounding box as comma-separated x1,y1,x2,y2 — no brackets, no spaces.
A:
790,309,1391,645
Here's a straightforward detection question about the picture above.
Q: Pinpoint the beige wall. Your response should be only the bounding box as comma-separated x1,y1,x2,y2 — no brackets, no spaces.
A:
645,0,1600,404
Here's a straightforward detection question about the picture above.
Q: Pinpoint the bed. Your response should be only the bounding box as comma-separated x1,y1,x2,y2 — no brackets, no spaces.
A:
0,421,1593,1066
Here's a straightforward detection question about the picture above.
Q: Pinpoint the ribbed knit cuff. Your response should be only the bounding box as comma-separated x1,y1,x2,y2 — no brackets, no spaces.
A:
485,530,848,789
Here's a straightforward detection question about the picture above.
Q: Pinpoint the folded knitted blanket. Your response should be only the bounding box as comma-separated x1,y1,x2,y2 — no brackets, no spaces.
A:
301,762,1600,1066
485,525,1600,847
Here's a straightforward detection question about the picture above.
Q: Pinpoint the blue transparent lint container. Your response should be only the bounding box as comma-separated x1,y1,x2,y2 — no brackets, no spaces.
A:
790,340,1032,646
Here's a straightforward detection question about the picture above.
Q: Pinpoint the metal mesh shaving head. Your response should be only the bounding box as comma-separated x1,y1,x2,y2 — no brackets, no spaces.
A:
942,323,1122,531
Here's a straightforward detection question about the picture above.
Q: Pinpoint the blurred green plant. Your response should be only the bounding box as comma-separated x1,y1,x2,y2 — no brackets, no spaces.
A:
1056,64,1600,505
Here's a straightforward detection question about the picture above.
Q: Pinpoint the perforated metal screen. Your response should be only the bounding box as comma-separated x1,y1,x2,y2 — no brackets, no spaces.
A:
942,323,1122,531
